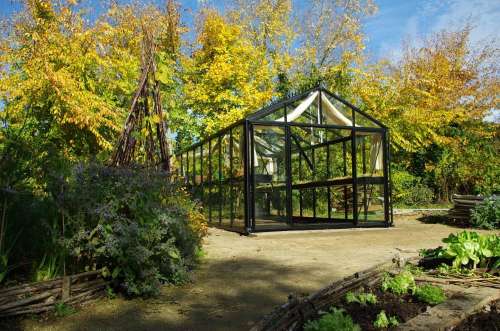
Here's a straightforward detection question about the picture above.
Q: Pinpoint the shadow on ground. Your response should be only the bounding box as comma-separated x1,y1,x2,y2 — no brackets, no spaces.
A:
29,257,334,331
416,213,469,228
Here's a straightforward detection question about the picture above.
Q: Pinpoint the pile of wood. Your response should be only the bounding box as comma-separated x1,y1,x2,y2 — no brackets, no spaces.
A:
250,255,414,331
0,270,108,317
448,194,484,222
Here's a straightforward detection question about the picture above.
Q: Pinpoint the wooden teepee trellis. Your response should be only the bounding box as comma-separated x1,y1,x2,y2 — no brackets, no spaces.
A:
110,27,171,172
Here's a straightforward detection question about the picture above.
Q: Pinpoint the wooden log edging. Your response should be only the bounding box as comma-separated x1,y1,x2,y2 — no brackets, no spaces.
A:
250,255,416,331
0,269,108,318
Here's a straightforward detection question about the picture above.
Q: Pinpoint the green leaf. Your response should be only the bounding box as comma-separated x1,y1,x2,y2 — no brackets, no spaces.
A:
168,249,180,260
482,249,492,257
112,267,121,279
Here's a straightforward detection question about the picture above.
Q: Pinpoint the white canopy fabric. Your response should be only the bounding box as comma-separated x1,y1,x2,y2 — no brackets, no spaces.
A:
275,91,383,172
275,91,319,122
186,91,383,175
370,135,384,172
321,93,353,126
275,91,353,126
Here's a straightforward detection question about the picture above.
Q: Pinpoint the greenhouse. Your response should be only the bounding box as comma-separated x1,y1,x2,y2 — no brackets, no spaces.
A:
176,86,393,234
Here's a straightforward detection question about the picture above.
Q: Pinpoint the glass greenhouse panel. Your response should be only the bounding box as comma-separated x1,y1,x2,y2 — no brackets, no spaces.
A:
220,132,231,226
252,124,288,231
175,86,392,233
354,131,384,177
357,184,386,223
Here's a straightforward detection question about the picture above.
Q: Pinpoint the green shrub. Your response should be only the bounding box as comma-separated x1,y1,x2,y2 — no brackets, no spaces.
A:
392,169,434,206
373,310,399,329
471,196,500,230
304,307,361,331
106,286,117,300
0,234,19,284
381,271,416,295
0,191,60,283
345,291,377,305
414,284,446,305
63,163,207,297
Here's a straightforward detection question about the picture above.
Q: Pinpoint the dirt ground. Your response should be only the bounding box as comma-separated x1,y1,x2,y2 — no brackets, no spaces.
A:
13,215,491,331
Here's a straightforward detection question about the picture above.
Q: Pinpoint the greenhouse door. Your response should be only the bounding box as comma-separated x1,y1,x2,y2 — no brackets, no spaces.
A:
250,123,291,231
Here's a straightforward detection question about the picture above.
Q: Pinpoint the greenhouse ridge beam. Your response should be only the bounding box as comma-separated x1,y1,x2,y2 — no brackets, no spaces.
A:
176,86,393,234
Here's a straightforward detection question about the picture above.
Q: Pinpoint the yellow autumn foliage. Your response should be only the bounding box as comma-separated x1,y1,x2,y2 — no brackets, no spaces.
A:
183,9,274,134
353,26,499,152
0,0,122,153
0,0,183,162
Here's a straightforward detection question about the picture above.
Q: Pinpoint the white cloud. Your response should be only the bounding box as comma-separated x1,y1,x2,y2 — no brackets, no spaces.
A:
430,0,500,46
376,0,500,61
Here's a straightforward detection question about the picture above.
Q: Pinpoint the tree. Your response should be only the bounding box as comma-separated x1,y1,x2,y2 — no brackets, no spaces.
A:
0,0,182,188
229,0,296,97
110,1,182,172
232,0,377,97
0,0,123,192
183,9,274,135
353,26,499,197
293,0,376,95
0,1,122,151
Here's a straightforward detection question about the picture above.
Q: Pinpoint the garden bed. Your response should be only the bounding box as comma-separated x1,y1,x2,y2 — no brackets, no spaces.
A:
252,230,500,331
337,286,428,331
249,255,422,331
252,267,498,331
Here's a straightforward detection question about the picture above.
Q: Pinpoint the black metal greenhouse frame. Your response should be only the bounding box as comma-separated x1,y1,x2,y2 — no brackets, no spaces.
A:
176,86,394,234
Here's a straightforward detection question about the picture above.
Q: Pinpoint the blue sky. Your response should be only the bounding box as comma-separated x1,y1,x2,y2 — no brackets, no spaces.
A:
363,0,500,61
0,0,499,61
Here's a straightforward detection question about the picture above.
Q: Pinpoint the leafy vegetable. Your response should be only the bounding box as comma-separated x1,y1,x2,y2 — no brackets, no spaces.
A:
345,291,378,305
373,310,399,329
381,271,416,295
414,284,446,305
304,307,361,331
435,231,499,270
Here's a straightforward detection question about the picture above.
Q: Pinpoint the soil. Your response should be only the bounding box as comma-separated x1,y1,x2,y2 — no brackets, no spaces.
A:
454,299,500,331
337,286,429,331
